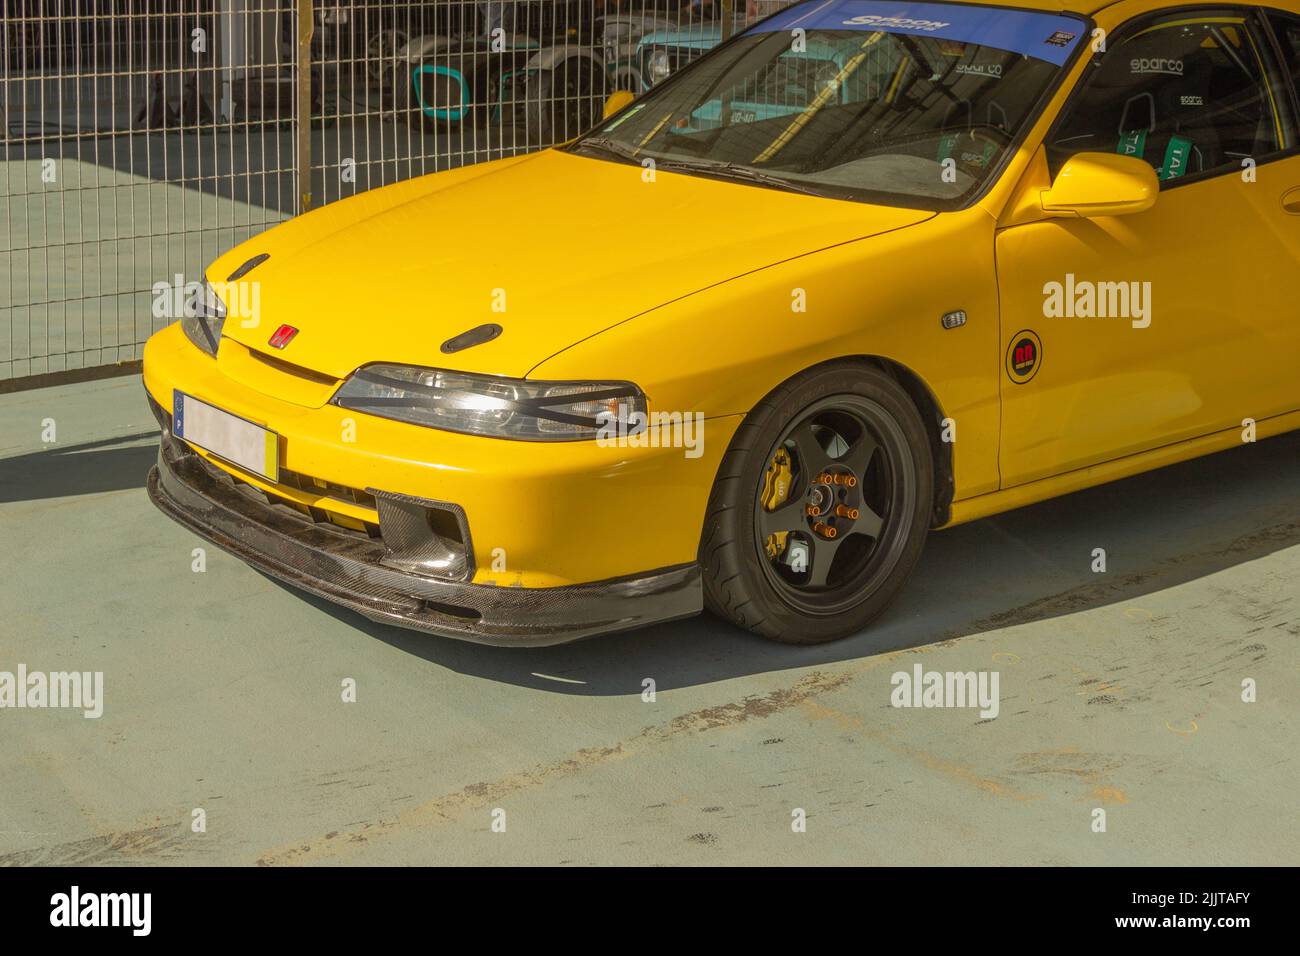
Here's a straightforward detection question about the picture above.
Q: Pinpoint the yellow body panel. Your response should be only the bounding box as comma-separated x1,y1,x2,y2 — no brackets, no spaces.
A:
992,0,1300,487
145,323,739,587
533,205,1005,498
143,0,1300,591
207,150,932,383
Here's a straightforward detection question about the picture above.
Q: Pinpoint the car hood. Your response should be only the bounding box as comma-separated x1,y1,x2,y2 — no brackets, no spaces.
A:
212,149,933,382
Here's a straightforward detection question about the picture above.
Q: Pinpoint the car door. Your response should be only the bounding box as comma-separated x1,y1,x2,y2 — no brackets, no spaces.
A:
1261,10,1300,334
994,3,1300,488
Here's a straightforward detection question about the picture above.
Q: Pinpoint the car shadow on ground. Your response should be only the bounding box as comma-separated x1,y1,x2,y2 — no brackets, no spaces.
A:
0,431,160,503
289,430,1300,695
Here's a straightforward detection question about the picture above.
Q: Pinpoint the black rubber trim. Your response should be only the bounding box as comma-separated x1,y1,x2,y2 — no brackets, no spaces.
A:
145,431,702,646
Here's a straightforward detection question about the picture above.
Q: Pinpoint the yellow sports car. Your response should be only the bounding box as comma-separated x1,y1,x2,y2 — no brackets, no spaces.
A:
143,0,1300,645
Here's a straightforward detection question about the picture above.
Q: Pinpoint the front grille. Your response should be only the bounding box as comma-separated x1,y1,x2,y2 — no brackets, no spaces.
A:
193,454,381,540
278,468,377,512
149,394,378,537
149,392,473,579
666,47,703,72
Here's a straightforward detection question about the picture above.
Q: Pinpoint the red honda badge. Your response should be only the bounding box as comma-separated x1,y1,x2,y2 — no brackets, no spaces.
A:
268,324,298,349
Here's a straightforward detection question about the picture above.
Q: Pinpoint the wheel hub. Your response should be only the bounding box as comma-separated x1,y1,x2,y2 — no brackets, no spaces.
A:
803,466,860,539
753,396,910,610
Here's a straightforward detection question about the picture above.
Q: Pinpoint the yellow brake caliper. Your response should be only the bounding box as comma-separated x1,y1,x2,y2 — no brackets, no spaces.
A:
761,447,794,561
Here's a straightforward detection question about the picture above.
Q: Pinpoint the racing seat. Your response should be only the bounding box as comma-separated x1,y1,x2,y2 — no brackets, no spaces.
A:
1047,24,1251,180
934,45,1012,171
1117,54,1222,179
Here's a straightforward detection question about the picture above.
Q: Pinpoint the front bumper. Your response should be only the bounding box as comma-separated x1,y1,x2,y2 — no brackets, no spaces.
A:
147,433,703,646
143,323,735,588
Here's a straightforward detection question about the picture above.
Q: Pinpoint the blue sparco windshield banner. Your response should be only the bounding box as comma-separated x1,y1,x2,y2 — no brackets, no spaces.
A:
748,0,1087,66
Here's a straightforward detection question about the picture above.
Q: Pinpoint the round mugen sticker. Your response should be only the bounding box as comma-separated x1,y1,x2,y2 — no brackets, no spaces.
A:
1006,330,1042,384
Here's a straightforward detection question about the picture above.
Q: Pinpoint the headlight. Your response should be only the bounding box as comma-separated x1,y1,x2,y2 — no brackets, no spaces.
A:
648,50,672,85
332,365,648,442
181,280,226,357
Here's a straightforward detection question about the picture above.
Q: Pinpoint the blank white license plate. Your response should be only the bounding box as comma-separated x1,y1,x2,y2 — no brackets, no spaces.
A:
173,390,278,482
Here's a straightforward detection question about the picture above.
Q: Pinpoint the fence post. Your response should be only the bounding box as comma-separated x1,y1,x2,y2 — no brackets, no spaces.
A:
722,0,735,41
296,0,314,213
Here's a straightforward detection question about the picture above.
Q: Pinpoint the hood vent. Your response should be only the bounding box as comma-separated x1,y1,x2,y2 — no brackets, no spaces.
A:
227,253,270,281
440,323,503,354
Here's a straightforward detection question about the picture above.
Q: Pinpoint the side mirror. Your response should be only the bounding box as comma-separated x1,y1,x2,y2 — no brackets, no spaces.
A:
1040,152,1158,218
602,90,636,120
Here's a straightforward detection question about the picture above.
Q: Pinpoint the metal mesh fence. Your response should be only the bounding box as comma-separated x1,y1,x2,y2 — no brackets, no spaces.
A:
1,0,796,384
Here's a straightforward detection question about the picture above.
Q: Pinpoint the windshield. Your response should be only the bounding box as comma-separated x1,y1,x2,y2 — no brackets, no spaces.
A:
573,0,1088,209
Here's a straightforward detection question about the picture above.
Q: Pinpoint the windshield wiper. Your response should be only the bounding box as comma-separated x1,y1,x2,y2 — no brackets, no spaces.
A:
658,159,826,196
573,136,644,164
578,141,826,198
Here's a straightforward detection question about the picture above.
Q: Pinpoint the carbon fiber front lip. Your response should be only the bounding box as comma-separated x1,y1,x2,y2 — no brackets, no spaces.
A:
146,435,702,646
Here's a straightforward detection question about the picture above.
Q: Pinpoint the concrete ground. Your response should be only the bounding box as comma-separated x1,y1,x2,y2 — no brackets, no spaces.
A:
0,375,1296,866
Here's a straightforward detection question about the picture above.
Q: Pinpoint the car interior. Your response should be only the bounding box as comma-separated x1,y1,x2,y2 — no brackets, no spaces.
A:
1046,17,1283,181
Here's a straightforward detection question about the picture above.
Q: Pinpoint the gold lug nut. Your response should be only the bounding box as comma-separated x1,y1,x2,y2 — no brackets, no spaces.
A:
806,505,822,517
813,522,837,538
835,505,860,519
831,473,858,488
816,472,836,485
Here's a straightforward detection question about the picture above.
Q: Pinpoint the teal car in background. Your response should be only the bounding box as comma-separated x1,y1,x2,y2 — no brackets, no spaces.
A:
396,1,604,142
636,26,900,129
633,20,1010,172
635,23,727,89
398,5,925,144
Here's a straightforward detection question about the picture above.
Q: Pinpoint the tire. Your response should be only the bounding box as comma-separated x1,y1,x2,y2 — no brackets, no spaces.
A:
397,63,432,131
522,59,602,145
367,29,409,84
399,68,474,134
700,361,933,644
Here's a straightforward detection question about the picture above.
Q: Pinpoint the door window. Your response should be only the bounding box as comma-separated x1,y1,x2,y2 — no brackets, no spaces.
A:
1046,9,1290,182
1266,11,1300,97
